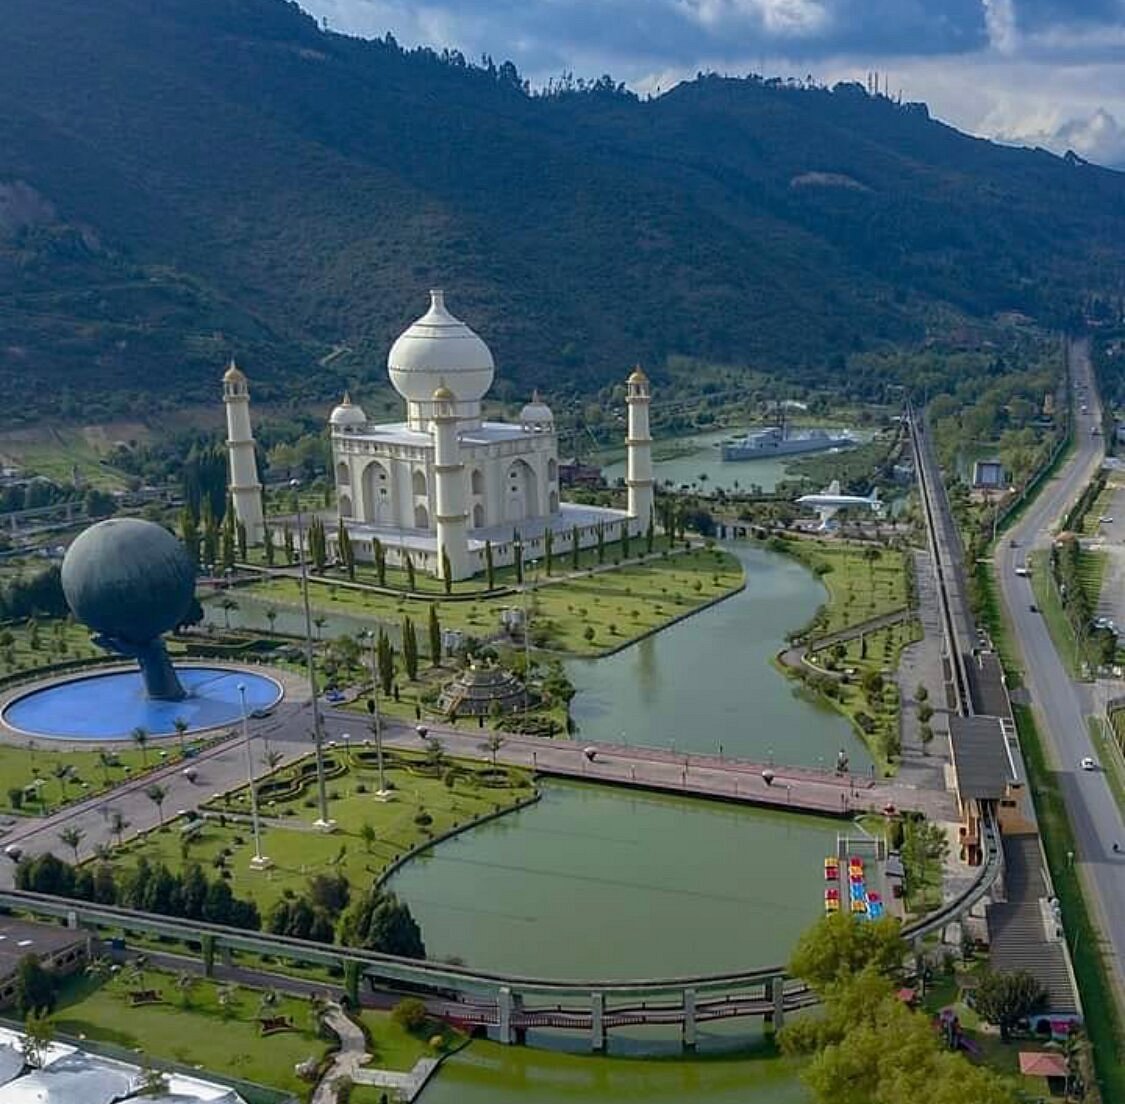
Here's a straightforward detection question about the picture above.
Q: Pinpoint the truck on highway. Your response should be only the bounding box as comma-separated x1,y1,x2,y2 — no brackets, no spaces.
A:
1014,566,1030,577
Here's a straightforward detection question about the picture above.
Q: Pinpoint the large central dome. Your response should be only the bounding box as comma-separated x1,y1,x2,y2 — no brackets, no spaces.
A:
388,290,495,429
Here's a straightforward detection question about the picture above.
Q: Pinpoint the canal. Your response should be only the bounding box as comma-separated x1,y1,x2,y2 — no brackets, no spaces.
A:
566,544,868,771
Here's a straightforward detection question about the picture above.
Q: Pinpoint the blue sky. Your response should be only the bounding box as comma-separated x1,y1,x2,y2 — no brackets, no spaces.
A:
301,0,1125,167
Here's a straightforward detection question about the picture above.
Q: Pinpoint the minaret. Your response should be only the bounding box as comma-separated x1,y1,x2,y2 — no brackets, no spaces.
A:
431,384,470,581
222,360,264,541
625,366,654,529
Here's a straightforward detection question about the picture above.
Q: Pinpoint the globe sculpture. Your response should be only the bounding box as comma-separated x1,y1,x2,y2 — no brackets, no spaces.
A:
61,517,197,701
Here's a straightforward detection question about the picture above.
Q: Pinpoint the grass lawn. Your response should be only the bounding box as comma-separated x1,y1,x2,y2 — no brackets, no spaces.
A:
780,540,909,636
0,740,194,817
112,751,533,916
1078,480,1118,537
1028,551,1087,678
237,545,743,657
0,618,109,679
803,619,921,774
0,426,130,489
52,970,433,1101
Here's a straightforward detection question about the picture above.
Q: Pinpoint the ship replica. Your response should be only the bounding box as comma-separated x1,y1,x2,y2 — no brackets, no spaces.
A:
720,409,855,462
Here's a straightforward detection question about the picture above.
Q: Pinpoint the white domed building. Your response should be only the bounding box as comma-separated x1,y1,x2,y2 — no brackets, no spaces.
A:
321,289,654,581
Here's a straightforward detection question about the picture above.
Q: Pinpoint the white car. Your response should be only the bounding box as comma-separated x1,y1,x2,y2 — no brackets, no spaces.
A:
1100,516,1115,524
1081,757,1098,771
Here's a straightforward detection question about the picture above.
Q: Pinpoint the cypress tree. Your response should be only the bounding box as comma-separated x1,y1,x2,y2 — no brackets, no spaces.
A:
646,509,655,554
236,520,248,562
374,538,386,587
404,551,416,592
571,524,580,570
180,507,200,565
621,521,630,559
337,518,355,580
262,525,275,565
484,540,495,589
544,528,554,575
441,548,452,594
514,531,524,584
402,616,418,680
596,522,605,564
377,629,394,696
428,603,441,665
283,524,294,565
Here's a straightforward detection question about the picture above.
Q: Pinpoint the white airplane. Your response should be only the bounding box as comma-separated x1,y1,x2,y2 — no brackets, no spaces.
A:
796,481,884,530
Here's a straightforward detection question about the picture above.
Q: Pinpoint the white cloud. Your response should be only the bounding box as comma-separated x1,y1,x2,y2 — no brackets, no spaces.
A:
982,0,1019,54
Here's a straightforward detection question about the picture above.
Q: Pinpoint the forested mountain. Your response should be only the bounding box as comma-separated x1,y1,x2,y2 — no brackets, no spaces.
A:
2,0,1124,422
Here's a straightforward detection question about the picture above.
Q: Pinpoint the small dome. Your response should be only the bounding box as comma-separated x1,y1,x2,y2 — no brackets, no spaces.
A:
223,359,246,384
388,290,495,406
520,390,554,428
329,392,367,427
627,366,648,385
432,384,456,401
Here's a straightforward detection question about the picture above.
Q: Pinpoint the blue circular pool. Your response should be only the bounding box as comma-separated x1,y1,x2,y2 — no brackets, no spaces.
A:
2,667,283,741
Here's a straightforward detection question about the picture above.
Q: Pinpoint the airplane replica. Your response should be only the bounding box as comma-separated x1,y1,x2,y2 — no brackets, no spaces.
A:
795,480,884,531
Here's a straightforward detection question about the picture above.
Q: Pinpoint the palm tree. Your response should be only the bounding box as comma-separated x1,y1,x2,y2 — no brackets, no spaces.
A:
109,810,130,849
217,983,238,1020
173,717,189,755
174,971,197,1008
84,956,114,986
21,1012,53,1069
132,726,149,767
97,750,114,787
480,733,505,767
220,596,238,629
52,762,72,802
313,615,327,641
58,826,84,863
261,749,284,774
145,783,167,826
126,954,148,991
265,608,278,634
359,822,376,853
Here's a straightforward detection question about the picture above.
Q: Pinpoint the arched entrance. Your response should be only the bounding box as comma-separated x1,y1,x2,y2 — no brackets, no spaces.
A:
361,461,393,524
414,503,430,529
505,459,539,523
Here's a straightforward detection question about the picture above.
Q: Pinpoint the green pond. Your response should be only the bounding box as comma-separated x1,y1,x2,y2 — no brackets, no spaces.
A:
600,428,795,493
566,543,870,771
385,779,839,979
420,1040,811,1103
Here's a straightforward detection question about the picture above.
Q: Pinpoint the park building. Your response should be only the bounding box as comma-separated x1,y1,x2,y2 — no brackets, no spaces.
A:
323,289,653,581
224,289,656,581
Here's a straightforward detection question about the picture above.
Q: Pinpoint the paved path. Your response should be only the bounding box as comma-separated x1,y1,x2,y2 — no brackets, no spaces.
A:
312,1003,369,1104
777,607,913,676
994,336,1125,999
894,548,953,795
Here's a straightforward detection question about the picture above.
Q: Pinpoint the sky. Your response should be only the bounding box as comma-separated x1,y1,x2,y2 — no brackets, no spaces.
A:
300,0,1125,168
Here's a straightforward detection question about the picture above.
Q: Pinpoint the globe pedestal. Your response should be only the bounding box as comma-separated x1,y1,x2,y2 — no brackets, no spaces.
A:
93,635,185,701
249,854,273,871
313,817,338,833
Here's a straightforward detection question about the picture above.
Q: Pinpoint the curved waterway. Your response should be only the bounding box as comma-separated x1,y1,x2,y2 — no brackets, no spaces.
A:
566,543,871,771
386,779,839,979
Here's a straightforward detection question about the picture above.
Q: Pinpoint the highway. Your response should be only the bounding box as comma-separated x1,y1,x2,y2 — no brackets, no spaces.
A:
994,336,1125,994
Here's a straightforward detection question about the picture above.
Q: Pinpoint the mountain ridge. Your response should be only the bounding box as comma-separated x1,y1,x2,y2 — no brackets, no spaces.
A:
1,0,1123,422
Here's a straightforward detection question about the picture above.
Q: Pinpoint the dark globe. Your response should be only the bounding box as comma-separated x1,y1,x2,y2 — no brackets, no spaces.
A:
61,518,196,644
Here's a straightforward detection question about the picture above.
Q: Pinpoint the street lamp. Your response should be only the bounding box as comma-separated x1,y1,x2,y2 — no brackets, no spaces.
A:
365,629,393,801
291,477,334,832
238,682,270,870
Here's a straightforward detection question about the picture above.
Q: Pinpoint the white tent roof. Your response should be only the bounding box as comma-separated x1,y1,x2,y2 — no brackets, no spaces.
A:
0,1050,140,1104
0,1047,22,1089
